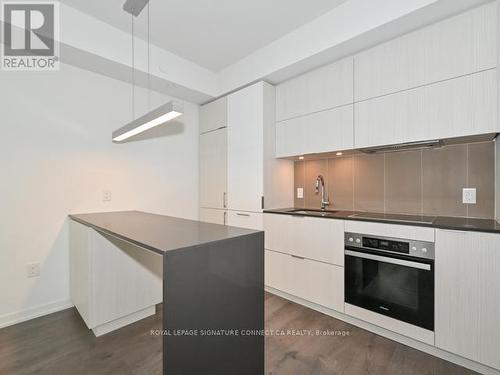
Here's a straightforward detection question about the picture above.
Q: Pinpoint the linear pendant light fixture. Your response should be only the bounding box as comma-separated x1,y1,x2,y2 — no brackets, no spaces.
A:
112,101,183,141
113,0,183,142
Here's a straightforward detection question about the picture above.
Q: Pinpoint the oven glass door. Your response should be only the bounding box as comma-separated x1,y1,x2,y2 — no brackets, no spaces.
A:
345,249,434,330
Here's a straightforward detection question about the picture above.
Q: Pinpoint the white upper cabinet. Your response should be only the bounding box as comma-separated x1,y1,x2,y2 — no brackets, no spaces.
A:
200,97,227,134
435,230,500,370
354,2,497,101
227,83,266,212
276,57,354,122
354,69,498,149
276,105,353,157
199,128,227,209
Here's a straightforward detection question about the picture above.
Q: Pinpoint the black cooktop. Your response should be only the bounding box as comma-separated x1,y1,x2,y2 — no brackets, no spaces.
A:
349,212,437,224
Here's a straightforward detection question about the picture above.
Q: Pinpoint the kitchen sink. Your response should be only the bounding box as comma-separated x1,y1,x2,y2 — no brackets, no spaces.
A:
288,209,340,217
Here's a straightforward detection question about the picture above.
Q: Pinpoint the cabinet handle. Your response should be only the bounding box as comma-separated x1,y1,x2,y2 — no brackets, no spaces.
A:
223,211,227,226
236,213,251,217
291,254,305,260
223,192,227,208
437,229,468,234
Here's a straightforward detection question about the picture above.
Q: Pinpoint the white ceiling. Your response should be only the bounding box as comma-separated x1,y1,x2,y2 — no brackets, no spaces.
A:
61,0,348,71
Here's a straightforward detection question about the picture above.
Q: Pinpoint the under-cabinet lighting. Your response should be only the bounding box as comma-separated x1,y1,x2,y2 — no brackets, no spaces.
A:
112,101,183,142
298,156,304,160
336,152,343,156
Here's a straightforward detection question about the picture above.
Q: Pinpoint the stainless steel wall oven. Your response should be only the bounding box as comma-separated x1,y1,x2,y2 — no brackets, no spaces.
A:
344,232,434,330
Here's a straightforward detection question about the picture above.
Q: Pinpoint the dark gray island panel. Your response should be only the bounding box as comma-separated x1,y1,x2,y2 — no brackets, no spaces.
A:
163,232,264,375
69,211,265,375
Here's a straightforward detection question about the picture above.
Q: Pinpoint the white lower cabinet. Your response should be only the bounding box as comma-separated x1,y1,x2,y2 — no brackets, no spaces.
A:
264,213,344,266
227,211,263,230
69,221,162,337
199,208,227,225
265,249,344,312
435,229,500,370
264,213,345,313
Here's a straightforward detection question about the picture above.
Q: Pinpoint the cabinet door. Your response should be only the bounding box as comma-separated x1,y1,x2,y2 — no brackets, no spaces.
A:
265,250,293,293
264,214,344,266
354,2,497,101
354,69,498,149
199,208,226,225
276,57,353,121
199,128,227,209
227,211,263,231
227,83,264,212
200,97,227,134
435,230,500,369
265,249,344,312
291,217,344,266
263,213,291,253
276,105,353,157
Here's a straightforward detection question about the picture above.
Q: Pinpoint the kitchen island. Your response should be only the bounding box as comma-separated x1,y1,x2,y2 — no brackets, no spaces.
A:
69,211,264,375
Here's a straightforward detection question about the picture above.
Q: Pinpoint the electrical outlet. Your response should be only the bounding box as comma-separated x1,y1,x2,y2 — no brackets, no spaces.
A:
27,263,40,278
297,188,304,199
103,190,112,202
462,188,476,204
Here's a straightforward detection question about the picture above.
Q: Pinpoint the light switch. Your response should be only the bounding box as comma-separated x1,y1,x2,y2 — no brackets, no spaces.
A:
296,188,304,199
462,188,476,204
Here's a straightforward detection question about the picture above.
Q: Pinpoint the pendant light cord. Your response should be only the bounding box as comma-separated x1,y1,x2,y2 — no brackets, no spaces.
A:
147,1,151,111
131,13,135,120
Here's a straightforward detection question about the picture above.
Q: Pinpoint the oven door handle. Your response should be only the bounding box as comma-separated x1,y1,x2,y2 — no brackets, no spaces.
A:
345,250,431,271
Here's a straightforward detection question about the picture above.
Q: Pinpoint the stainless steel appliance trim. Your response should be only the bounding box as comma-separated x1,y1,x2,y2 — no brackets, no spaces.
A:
345,232,435,260
345,250,431,271
359,139,442,154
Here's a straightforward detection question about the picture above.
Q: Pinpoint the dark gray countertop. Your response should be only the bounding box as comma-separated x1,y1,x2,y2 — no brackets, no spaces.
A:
264,208,500,234
69,211,260,255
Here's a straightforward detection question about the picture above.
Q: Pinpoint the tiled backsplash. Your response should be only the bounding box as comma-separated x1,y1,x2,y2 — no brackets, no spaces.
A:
294,141,495,219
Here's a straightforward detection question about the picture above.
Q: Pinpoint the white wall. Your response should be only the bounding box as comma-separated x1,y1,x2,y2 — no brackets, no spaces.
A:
0,63,199,327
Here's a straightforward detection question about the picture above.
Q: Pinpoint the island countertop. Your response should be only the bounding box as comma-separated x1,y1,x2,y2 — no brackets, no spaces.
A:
69,210,260,256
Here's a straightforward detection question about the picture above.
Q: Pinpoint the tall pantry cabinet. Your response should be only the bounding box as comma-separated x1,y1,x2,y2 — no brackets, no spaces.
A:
199,82,293,230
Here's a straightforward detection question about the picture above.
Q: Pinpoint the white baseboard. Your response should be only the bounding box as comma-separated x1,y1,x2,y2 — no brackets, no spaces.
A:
92,305,156,337
266,286,500,375
0,299,74,329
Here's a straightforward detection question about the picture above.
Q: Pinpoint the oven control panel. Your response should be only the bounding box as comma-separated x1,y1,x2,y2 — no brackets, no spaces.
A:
345,232,435,260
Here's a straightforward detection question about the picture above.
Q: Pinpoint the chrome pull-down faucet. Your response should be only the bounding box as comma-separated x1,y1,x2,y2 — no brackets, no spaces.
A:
315,175,330,210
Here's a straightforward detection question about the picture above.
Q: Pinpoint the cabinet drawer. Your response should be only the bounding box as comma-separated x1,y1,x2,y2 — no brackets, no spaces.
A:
264,214,344,266
265,250,344,312
200,97,227,134
227,211,263,230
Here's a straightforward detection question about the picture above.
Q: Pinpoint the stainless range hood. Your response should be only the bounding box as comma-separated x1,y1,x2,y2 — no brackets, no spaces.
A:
360,140,443,154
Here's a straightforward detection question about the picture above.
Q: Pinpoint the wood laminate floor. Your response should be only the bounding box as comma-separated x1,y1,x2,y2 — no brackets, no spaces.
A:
0,293,478,375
